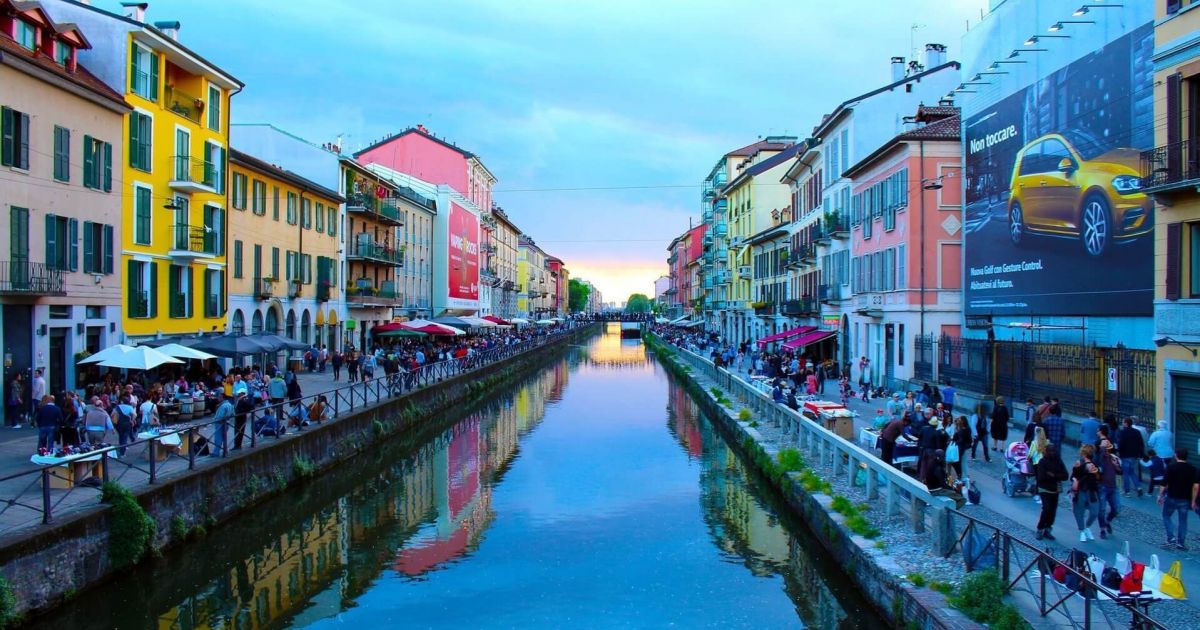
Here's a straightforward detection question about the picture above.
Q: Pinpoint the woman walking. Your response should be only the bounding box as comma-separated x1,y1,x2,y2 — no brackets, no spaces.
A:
950,416,973,480
971,402,990,462
990,396,1010,452
1070,444,1102,542
1034,443,1068,540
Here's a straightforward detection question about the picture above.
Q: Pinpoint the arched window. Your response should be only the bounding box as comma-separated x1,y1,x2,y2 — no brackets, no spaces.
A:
251,310,264,334
231,310,245,335
285,310,296,340
265,308,279,335
300,310,311,344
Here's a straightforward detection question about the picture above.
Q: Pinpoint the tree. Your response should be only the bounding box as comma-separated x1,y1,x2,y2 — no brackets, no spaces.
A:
625,293,652,313
568,278,591,312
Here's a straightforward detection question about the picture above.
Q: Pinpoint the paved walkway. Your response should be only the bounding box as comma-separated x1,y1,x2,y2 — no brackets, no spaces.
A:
722,363,1200,613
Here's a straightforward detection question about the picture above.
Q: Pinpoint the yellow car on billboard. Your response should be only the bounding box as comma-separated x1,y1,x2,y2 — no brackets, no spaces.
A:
1007,132,1152,256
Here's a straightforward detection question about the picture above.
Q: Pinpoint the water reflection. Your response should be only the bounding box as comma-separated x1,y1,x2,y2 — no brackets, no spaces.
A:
35,324,877,629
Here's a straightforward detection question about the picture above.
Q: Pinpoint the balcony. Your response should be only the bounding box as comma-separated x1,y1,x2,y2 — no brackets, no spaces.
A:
129,291,150,318
345,281,403,307
814,223,831,245
347,235,405,265
253,277,276,300
169,224,218,259
169,156,218,194
753,302,774,316
737,265,752,279
713,221,728,238
782,298,816,316
0,261,65,296
702,206,714,223
164,84,205,124
345,192,404,226
703,276,713,289
827,212,850,238
800,243,817,264
316,280,332,302
819,284,847,304
1141,139,1200,197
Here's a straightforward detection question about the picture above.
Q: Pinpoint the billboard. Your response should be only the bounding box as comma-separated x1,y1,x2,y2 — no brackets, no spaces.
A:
447,202,480,306
963,23,1154,317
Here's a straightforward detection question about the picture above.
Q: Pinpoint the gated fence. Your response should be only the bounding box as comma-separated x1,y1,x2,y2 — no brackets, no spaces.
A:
914,335,1156,424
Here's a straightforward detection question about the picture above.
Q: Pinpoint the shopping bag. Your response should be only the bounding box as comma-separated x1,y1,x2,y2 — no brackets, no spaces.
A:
1114,540,1132,575
1119,562,1145,594
1143,554,1163,591
1160,560,1187,599
946,442,960,463
1086,554,1106,585
963,528,997,572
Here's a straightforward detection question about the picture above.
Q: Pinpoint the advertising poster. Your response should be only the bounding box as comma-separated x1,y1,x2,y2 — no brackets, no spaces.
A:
447,202,480,305
963,23,1154,317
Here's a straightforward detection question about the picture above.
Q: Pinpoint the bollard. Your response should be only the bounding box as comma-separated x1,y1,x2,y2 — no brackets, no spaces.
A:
928,498,957,556
41,468,52,524
188,427,196,470
149,439,157,483
101,453,110,481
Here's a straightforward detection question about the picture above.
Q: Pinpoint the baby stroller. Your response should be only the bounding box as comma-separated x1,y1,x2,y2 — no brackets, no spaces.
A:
1002,441,1036,497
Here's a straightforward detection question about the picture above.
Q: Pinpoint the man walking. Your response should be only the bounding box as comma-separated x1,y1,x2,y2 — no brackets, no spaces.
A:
268,372,287,428
331,350,343,382
210,392,235,458
1117,417,1146,497
30,369,46,420
858,357,872,402
1158,448,1198,551
941,379,956,413
1080,410,1102,448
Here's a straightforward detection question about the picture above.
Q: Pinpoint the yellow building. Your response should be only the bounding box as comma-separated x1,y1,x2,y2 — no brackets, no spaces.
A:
45,2,244,340
1148,1,1200,454
227,149,343,349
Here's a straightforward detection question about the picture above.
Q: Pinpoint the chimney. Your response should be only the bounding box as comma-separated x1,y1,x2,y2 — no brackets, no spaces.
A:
907,59,924,76
938,97,954,107
924,43,947,68
890,56,905,82
120,2,148,22
153,21,180,40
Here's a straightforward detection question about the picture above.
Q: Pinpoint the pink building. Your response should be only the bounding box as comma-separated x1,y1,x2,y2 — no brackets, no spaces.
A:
844,106,963,386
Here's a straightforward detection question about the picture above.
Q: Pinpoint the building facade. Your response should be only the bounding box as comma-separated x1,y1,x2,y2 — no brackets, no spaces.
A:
0,1,129,399
226,148,343,351
1147,0,1200,454
491,207,520,319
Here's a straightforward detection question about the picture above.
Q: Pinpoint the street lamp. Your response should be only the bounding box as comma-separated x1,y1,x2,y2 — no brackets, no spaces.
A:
1025,35,1069,46
1074,4,1123,16
1048,20,1094,32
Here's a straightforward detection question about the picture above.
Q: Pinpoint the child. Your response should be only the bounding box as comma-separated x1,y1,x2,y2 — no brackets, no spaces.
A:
839,375,850,406
1140,449,1166,495
873,409,888,430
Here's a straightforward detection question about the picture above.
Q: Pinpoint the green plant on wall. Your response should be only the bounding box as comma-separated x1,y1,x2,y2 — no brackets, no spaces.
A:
102,482,156,569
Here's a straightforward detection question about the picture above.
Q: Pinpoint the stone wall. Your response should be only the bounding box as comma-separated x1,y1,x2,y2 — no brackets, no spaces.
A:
0,324,598,621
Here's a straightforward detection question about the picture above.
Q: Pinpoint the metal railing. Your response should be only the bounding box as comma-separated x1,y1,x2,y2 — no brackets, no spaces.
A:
348,238,404,265
169,293,189,319
0,323,592,531
164,85,204,124
1140,138,1200,191
944,508,1167,629
659,337,957,555
171,156,217,188
0,261,65,295
171,223,217,254
254,277,276,300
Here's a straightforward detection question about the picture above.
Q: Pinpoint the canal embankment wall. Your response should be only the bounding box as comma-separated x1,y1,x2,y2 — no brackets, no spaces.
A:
644,334,983,630
0,324,599,623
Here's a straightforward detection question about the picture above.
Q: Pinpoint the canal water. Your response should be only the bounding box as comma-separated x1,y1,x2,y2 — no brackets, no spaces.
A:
36,324,880,629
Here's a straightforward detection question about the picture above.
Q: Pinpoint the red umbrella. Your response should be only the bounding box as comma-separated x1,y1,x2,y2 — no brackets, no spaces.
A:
482,315,511,326
402,323,465,336
371,322,408,333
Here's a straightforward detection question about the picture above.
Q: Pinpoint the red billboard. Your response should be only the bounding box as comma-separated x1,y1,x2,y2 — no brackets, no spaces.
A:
448,202,480,303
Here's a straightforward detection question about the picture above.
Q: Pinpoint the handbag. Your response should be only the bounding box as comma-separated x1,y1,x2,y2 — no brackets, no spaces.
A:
1119,562,1145,594
1143,554,1163,591
1114,540,1132,575
946,442,960,463
1101,566,1123,589
967,480,981,505
1160,560,1187,599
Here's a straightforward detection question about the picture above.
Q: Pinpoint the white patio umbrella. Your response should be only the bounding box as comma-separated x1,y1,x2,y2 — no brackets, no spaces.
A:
535,319,556,325
77,344,135,364
509,318,531,325
95,346,184,370
459,316,497,328
154,343,217,361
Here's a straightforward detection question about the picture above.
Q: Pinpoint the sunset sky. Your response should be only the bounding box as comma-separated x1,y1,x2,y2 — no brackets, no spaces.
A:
128,0,986,302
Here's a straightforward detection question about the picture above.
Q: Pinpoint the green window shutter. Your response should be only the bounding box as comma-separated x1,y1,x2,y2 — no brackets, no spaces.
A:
129,42,137,93
68,218,78,271
203,270,211,317
128,114,139,168
82,134,94,187
187,268,195,317
17,112,28,169
45,214,57,270
168,265,179,317
1,107,12,166
149,52,159,101
233,240,243,278
135,187,150,244
103,224,114,274
253,244,262,278
272,247,279,278
127,259,138,316
83,221,94,273
55,128,70,182
149,262,158,318
328,207,336,236
273,186,280,221
216,147,226,194
103,142,113,192
286,251,293,282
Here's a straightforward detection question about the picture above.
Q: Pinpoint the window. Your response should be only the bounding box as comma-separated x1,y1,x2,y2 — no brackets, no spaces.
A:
168,264,191,318
327,206,337,236
129,112,152,171
302,198,312,228
203,142,225,193
207,85,221,132
49,305,71,319
898,323,905,366
127,260,156,318
130,42,158,101
863,209,873,239
232,172,247,210
203,205,224,255
301,253,312,283
82,136,113,191
82,221,114,274
315,202,325,232
55,42,71,67
897,244,906,289
204,269,224,318
133,185,152,245
286,192,298,225
15,20,36,50
840,129,849,174
253,244,262,280
1,106,31,169
85,305,104,319
252,179,266,215
45,215,77,271
233,239,243,278
53,126,70,182
272,186,280,221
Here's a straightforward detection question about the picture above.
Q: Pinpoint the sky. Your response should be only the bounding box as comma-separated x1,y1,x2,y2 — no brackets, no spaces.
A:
122,0,988,303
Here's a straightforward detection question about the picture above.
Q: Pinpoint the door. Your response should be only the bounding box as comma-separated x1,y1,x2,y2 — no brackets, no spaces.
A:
174,196,189,250
1174,376,1200,459
175,128,190,180
2,305,32,422
48,328,66,395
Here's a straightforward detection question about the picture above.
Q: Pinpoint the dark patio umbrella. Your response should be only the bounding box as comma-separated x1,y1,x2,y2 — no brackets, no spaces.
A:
432,316,474,329
251,333,308,351
188,334,274,359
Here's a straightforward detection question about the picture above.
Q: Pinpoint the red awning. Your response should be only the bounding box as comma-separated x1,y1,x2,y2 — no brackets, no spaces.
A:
756,326,816,346
482,314,511,325
782,329,837,351
371,322,407,333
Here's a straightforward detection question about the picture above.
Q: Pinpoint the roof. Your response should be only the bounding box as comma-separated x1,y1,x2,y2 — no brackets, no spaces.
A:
355,126,477,160
812,61,961,139
915,105,958,120
722,142,805,194
230,148,345,203
727,138,793,157
842,112,961,179
745,223,789,246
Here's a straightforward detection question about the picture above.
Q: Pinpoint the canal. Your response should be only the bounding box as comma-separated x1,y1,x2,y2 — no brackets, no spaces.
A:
35,324,880,629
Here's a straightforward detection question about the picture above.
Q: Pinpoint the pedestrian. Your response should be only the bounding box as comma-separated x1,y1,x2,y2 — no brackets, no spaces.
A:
35,395,62,451
7,372,23,428
858,357,872,402
1142,449,1168,496
82,396,112,445
1043,403,1065,453
1147,421,1175,469
1116,417,1145,497
942,379,957,413
1158,448,1198,551
287,372,302,414
30,369,46,417
971,402,990,462
879,415,910,469
1080,410,1102,448
1035,443,1069,540
886,393,903,421
318,345,328,373
268,371,287,430
1070,443,1102,542
926,449,948,491
331,350,344,382
347,351,359,383
110,395,136,457
990,396,1009,452
1095,440,1120,539
209,392,235,457
951,416,972,480
234,390,255,450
